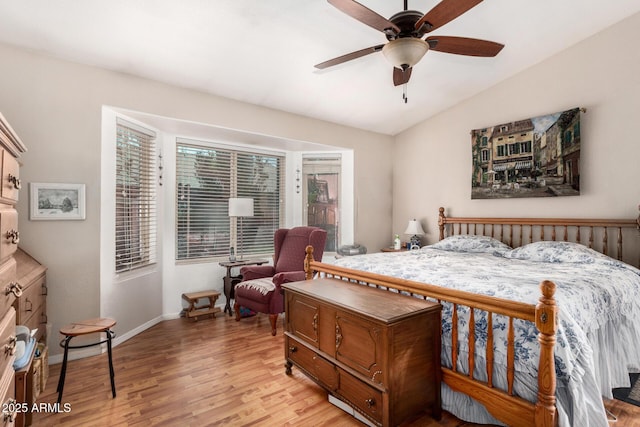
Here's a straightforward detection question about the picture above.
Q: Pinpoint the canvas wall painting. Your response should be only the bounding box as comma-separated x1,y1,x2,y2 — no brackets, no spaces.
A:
471,107,581,199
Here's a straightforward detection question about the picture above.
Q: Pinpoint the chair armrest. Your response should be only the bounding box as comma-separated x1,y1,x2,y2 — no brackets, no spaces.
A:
272,271,306,286
240,265,275,281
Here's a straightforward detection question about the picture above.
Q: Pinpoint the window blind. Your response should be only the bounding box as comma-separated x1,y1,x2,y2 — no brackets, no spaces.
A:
115,121,157,272
176,141,284,260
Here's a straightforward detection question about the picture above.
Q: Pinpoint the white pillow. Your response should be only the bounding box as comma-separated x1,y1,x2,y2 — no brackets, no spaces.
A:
428,234,512,254
501,241,603,263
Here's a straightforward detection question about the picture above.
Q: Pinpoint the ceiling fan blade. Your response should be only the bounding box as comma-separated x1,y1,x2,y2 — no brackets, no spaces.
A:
416,0,483,33
315,44,385,69
328,0,400,35
393,67,412,86
426,36,504,57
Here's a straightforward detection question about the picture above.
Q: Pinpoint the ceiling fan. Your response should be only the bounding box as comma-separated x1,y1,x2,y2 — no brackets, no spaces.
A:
316,0,504,90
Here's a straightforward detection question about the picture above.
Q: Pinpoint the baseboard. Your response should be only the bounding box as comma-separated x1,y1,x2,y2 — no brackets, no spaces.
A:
48,315,168,365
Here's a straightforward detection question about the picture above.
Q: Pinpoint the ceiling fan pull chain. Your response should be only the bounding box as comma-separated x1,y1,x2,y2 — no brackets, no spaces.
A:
403,84,408,104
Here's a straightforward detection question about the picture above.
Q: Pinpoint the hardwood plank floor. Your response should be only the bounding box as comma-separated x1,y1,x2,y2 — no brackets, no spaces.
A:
33,313,640,426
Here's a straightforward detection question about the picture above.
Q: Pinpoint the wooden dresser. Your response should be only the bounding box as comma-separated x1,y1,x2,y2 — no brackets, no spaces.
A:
0,112,27,426
283,278,442,427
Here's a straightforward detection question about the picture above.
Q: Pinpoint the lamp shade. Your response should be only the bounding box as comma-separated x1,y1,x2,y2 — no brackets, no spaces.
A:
382,38,429,69
404,219,425,236
228,198,254,217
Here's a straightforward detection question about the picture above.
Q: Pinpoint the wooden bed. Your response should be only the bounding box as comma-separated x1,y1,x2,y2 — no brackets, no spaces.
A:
303,207,640,427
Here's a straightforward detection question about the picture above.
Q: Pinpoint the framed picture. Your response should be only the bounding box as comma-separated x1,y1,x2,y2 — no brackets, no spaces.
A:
471,107,581,199
30,183,86,220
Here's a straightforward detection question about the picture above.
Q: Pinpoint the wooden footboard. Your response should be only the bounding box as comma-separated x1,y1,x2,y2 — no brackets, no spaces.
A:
303,246,558,427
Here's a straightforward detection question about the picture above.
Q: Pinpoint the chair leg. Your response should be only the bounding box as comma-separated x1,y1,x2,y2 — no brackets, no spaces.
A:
57,336,72,404
233,302,241,321
269,314,278,336
107,330,116,398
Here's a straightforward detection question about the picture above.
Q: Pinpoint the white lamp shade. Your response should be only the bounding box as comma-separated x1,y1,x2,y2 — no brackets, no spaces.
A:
228,198,254,217
382,38,429,69
404,219,425,236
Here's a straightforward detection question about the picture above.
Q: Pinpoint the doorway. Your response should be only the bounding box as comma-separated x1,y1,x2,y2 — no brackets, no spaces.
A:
302,156,340,252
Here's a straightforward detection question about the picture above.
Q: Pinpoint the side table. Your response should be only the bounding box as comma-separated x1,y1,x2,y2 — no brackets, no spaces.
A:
219,258,268,316
381,247,407,252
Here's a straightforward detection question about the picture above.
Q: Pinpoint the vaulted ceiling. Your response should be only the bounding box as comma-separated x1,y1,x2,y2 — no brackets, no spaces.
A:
1,1,639,135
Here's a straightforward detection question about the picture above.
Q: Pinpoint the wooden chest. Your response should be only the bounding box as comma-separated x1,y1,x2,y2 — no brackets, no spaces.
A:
283,278,442,427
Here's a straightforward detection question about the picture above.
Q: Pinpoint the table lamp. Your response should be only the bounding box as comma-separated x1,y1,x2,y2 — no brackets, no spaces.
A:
404,219,425,249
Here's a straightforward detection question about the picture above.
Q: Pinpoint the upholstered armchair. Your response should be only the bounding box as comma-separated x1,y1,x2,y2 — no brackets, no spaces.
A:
233,226,327,335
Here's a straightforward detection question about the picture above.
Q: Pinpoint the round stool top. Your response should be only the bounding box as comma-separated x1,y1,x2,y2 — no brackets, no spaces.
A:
60,317,116,337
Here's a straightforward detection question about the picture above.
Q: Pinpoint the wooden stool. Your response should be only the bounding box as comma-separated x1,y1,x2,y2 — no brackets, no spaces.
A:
57,317,116,404
181,290,221,320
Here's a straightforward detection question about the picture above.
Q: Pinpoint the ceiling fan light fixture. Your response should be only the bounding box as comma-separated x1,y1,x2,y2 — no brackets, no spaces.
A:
382,38,429,69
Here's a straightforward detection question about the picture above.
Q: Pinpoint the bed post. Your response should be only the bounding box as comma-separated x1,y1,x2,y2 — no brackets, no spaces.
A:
535,280,558,427
438,207,446,241
304,245,315,280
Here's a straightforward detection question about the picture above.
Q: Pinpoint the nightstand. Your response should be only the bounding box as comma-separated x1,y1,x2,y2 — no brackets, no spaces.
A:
381,247,407,252
219,259,268,316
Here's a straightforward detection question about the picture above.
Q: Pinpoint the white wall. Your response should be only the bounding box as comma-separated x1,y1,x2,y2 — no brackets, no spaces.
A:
0,42,394,357
393,12,640,245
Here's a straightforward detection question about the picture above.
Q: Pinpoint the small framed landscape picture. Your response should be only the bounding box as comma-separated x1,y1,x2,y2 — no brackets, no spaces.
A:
30,183,86,220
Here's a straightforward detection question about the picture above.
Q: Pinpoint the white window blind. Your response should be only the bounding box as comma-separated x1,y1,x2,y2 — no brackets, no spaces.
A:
115,120,157,273
176,141,284,260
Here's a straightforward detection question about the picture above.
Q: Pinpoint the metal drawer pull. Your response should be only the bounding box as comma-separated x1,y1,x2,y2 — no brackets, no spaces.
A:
5,335,17,355
7,174,21,190
365,398,376,409
6,229,19,244
5,281,23,297
289,346,297,353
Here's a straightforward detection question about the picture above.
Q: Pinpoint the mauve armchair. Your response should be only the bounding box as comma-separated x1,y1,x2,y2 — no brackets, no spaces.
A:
233,226,327,335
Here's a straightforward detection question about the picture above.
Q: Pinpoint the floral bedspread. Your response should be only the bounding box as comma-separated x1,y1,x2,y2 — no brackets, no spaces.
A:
331,236,640,427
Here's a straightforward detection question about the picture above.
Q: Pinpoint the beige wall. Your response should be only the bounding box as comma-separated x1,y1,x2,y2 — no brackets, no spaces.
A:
0,42,393,356
393,12,640,245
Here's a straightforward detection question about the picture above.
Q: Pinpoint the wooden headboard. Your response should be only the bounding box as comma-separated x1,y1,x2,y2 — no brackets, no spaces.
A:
438,206,640,268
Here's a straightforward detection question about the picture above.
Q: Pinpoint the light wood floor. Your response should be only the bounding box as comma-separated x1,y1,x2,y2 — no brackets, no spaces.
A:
33,313,640,426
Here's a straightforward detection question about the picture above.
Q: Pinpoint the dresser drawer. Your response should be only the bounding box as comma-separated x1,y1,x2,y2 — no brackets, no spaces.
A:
0,260,16,320
285,335,338,391
0,361,16,426
337,367,383,424
0,309,16,384
0,211,18,264
0,150,19,204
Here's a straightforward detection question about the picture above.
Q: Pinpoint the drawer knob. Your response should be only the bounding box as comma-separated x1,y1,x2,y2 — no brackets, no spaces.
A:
5,335,17,356
365,398,376,409
5,281,23,297
289,346,297,353
6,229,19,244
7,174,21,190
